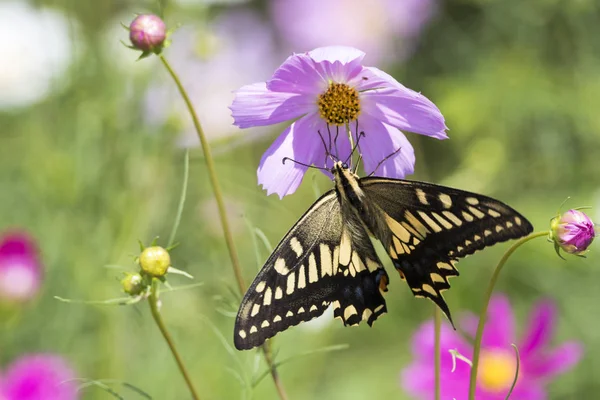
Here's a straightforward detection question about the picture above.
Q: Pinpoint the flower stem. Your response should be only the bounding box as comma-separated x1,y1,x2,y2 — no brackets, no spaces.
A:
159,55,289,400
434,306,441,400
468,231,548,400
148,279,200,400
159,55,245,294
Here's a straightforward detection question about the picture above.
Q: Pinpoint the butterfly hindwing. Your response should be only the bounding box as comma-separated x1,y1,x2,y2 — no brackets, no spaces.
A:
360,177,534,323
234,191,390,350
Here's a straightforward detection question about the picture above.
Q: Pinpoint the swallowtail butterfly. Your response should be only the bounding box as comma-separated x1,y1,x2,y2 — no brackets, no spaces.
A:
234,161,532,350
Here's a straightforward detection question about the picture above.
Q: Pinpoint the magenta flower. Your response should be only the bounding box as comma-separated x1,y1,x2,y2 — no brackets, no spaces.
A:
0,231,42,303
401,294,583,399
0,354,78,400
231,46,447,198
550,209,597,256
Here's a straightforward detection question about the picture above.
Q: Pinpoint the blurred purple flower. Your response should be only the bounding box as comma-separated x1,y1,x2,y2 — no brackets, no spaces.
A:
270,0,437,64
231,46,447,198
144,10,278,147
551,209,597,256
0,231,42,303
0,354,78,400
401,294,583,399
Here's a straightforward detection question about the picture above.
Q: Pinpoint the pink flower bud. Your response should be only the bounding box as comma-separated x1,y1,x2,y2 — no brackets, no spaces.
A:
550,209,597,255
129,14,166,52
0,231,42,303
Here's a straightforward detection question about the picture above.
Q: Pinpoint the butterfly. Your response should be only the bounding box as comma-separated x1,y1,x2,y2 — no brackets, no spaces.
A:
234,160,533,350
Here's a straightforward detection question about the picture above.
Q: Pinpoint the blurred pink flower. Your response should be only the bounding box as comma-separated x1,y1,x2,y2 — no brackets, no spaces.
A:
0,354,78,400
401,294,583,399
270,0,437,64
144,9,279,147
0,231,42,302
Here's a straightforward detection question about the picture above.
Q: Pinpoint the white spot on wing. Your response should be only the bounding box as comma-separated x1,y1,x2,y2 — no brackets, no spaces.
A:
255,281,266,293
286,273,295,294
263,287,272,306
290,237,303,257
297,265,306,289
439,193,452,209
320,244,333,277
308,253,319,283
416,188,429,205
274,258,290,275
418,211,442,233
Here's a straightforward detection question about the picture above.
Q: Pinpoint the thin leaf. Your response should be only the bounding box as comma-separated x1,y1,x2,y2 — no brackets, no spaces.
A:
74,380,124,399
254,227,273,254
167,266,194,279
168,149,190,248
54,282,204,307
243,216,263,270
252,344,349,387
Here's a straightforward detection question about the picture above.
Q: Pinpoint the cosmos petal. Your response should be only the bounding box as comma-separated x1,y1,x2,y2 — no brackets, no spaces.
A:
526,341,583,378
257,113,328,198
481,294,515,348
519,300,556,357
360,67,448,139
357,116,415,178
231,82,315,128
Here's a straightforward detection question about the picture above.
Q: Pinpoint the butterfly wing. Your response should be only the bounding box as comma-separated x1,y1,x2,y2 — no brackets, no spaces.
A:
234,191,389,350
360,177,534,324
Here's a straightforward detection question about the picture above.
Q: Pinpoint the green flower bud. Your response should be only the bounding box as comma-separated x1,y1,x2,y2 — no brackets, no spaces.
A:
121,272,144,295
139,246,171,277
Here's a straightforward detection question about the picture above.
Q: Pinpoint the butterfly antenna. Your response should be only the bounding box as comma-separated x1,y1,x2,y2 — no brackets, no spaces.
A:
282,157,329,171
333,126,340,157
368,147,402,177
345,130,365,165
318,130,337,166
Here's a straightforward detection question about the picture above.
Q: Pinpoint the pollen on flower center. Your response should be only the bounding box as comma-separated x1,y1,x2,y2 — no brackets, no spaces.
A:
478,350,517,392
317,82,360,125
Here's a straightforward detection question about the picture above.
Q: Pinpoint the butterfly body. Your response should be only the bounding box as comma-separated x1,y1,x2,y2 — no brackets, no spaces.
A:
234,161,533,350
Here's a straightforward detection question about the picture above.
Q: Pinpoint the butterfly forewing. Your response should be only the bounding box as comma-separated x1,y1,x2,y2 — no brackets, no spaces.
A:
360,177,533,323
234,191,390,350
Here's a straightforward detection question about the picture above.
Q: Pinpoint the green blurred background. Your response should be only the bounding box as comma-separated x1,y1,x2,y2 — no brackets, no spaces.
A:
1,0,599,398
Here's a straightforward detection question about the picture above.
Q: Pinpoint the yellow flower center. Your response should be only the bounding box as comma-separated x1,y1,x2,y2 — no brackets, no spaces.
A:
317,82,360,125
478,350,517,393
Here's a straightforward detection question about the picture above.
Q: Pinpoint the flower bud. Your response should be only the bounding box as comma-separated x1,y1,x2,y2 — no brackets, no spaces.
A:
121,272,144,295
129,14,166,52
0,231,42,303
139,246,170,277
550,209,598,255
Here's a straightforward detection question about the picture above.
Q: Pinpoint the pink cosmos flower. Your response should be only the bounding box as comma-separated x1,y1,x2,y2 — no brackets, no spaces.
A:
270,0,438,64
401,294,583,399
0,354,78,400
550,209,597,255
230,46,447,198
0,231,42,302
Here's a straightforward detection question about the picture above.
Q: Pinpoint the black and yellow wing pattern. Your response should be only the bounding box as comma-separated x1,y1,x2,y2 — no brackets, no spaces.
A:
234,189,390,350
234,162,533,350
360,177,533,321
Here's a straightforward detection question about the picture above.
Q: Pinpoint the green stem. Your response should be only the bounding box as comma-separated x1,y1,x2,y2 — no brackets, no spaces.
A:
159,55,245,295
148,279,200,400
434,306,441,400
159,55,289,400
468,231,548,400
168,149,189,248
